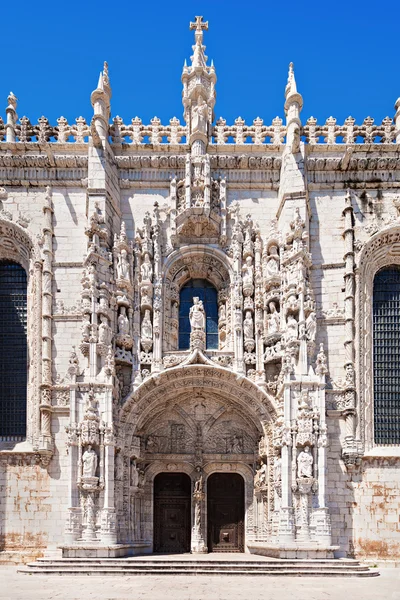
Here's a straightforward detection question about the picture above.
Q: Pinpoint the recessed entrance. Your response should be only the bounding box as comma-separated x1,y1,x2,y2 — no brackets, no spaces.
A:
207,473,245,553
153,472,191,553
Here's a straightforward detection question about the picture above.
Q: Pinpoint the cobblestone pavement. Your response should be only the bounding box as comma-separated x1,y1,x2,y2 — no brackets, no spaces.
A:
0,567,399,600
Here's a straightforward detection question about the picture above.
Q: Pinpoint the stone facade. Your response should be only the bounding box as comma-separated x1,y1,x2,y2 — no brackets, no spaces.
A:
0,16,400,562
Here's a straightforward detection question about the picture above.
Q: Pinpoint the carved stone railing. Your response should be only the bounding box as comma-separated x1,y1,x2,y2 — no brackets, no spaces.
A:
211,116,286,145
303,116,396,144
110,116,187,145
0,116,91,143
1,113,398,146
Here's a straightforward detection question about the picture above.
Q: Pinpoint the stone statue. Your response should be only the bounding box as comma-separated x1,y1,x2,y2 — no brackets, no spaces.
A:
81,314,91,341
306,312,317,342
118,306,130,336
141,309,153,341
268,301,280,334
274,456,282,483
82,445,97,478
131,462,139,487
191,95,208,136
286,314,298,340
189,297,206,331
141,253,153,283
242,256,254,287
171,301,178,321
255,461,267,488
117,248,130,281
98,315,111,345
194,475,203,494
266,245,279,277
218,303,226,322
243,310,254,341
230,434,243,453
297,446,313,478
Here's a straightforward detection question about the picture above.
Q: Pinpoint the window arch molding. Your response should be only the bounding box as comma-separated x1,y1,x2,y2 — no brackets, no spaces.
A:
0,218,43,450
162,247,233,353
357,226,400,452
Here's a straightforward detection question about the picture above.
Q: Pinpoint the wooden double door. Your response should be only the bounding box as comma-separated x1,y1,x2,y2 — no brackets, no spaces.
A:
207,473,245,553
153,472,245,554
153,473,191,553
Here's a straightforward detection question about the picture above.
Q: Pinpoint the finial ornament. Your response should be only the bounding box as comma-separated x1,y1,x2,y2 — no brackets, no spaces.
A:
190,16,209,32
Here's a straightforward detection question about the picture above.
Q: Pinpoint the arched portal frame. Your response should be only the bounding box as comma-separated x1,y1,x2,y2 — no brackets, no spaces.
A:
0,218,43,449
356,226,400,452
161,246,234,353
118,364,278,548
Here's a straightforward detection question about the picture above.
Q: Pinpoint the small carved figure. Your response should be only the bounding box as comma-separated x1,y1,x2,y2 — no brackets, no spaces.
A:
191,95,209,135
141,252,153,282
268,301,280,334
218,303,226,323
243,310,254,341
117,248,130,281
230,434,243,453
242,256,254,287
118,306,130,336
98,315,112,345
274,456,282,483
141,309,153,341
266,245,279,277
81,314,91,341
131,461,139,487
189,297,206,331
306,312,317,342
286,314,298,340
194,475,203,494
82,445,97,478
297,446,313,478
255,461,268,488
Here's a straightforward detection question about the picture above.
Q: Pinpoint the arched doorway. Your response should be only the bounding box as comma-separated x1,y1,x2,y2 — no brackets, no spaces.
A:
207,473,245,552
153,473,191,553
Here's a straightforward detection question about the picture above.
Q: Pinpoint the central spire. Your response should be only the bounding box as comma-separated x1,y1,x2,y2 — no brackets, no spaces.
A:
189,16,209,68
182,16,216,148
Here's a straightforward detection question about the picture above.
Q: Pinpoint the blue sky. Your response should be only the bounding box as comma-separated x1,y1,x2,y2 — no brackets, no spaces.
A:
1,0,398,129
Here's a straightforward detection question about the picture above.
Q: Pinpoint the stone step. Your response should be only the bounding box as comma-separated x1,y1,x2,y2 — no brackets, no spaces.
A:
18,566,379,577
19,558,378,577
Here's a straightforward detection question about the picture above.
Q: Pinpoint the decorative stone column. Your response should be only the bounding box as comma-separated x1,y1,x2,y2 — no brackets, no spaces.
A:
191,475,207,553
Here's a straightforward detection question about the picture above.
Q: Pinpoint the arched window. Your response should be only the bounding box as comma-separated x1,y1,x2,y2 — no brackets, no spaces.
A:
373,267,400,445
179,279,218,350
0,261,27,438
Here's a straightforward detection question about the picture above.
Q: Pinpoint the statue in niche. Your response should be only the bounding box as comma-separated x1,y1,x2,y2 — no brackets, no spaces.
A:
268,301,280,334
286,314,298,340
98,315,112,345
141,309,153,341
191,95,209,136
141,253,153,283
255,460,268,488
87,264,97,288
243,310,254,341
117,248,130,281
189,297,206,331
118,306,130,336
171,301,179,321
297,446,313,478
230,434,243,453
274,456,282,483
306,312,317,342
218,303,226,322
141,285,152,306
82,445,97,478
242,256,254,287
266,245,279,277
131,461,139,487
194,474,203,494
81,314,91,341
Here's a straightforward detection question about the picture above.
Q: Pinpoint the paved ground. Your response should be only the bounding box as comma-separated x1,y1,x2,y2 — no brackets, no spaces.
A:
0,566,399,600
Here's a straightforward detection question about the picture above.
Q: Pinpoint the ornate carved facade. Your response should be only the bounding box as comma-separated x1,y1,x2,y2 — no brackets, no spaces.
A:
1,17,400,562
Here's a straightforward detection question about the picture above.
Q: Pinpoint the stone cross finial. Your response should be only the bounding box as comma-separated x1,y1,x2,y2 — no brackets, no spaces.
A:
190,16,208,32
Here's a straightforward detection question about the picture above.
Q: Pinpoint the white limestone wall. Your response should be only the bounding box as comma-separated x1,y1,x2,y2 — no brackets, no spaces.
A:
0,414,69,560
120,189,169,241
